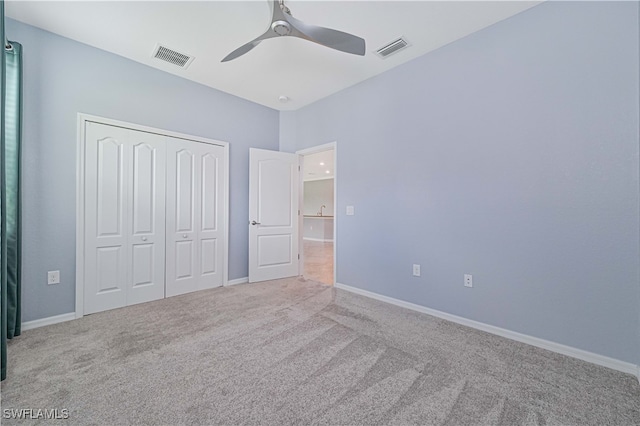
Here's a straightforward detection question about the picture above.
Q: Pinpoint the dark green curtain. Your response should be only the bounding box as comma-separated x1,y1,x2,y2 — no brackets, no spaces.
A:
1,1,22,382
0,0,7,383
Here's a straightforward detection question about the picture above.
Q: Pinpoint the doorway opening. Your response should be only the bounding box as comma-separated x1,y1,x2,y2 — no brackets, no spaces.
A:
297,143,336,286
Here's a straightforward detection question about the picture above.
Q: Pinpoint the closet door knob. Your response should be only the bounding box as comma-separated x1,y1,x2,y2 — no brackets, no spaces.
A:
183,234,188,238
141,237,147,241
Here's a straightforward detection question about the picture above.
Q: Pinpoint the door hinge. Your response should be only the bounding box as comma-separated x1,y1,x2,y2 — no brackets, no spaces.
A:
298,254,300,260
298,165,301,171
298,209,300,215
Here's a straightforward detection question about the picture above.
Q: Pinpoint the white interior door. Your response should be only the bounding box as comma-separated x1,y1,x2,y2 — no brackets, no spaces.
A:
84,123,166,314
248,148,300,283
166,138,225,296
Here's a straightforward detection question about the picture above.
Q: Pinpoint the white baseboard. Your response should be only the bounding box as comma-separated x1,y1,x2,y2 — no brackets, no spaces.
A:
227,277,249,286
303,237,334,243
335,282,638,376
21,279,251,330
21,312,76,331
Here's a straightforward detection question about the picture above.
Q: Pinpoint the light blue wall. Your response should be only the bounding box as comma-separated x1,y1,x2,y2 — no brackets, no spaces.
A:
7,19,279,322
281,2,640,364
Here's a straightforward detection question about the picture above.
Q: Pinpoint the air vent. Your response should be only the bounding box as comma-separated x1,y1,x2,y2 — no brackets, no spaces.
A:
376,37,410,59
152,44,194,69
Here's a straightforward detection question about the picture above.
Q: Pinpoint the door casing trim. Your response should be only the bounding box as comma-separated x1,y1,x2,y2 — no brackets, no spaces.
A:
296,142,337,284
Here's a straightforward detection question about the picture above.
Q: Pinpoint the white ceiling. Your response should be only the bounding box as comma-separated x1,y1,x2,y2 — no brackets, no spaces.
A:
303,149,334,181
5,1,541,111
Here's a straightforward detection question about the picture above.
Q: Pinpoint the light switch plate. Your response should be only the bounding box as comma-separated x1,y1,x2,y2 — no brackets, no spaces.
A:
346,206,355,216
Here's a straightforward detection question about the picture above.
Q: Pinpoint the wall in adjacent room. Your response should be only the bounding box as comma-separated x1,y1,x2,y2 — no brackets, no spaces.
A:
281,2,640,364
303,179,334,217
303,178,335,241
7,19,279,322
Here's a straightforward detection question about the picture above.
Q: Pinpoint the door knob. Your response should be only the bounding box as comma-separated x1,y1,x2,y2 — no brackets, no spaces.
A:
183,234,188,238
250,220,261,226
141,237,147,241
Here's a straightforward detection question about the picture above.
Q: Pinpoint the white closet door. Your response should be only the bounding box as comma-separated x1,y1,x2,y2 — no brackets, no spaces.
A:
166,141,197,296
84,123,129,314
166,138,225,296
196,144,225,290
84,122,166,314
127,131,166,306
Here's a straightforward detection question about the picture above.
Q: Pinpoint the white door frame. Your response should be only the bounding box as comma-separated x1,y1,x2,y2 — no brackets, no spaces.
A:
75,113,230,318
296,142,337,284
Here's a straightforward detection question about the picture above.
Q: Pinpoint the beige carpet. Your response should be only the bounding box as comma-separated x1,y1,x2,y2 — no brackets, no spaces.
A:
2,277,639,425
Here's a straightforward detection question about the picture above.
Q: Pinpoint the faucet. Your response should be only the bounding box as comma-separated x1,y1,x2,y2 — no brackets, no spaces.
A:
318,205,326,216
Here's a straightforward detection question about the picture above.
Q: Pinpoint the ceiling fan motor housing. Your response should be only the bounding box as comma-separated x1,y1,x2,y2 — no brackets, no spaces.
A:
272,20,291,36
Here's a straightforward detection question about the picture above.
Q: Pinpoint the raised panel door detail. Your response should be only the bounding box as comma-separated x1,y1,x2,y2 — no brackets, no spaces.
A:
258,159,292,227
96,246,122,293
132,244,154,287
201,153,217,232
97,138,124,237
201,238,217,275
257,235,292,267
176,149,194,233
132,143,155,235
175,241,194,279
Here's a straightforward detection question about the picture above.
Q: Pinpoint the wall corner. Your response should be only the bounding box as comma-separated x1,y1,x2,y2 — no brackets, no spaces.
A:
279,110,297,153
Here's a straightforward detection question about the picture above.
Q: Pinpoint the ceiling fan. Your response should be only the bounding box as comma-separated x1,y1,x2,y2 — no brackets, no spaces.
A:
222,0,366,62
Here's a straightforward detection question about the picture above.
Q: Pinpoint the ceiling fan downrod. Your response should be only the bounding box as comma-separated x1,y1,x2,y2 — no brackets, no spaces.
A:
279,0,291,16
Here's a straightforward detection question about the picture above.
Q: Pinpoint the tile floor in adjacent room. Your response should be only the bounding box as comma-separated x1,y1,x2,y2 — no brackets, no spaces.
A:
303,239,333,285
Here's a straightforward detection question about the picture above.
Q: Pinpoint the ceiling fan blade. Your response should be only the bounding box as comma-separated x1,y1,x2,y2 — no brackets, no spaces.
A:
287,14,365,56
221,41,258,63
221,29,276,62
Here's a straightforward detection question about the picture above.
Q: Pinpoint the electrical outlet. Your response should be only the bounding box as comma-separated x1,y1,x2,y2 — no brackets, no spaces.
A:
464,274,473,288
413,264,421,277
48,270,60,285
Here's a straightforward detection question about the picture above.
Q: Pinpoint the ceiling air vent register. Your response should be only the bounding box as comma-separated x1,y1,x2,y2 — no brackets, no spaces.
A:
152,44,194,69
376,37,410,59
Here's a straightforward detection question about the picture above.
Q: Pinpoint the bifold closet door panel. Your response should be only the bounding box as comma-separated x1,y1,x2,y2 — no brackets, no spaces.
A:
166,138,225,297
84,122,167,314
126,130,166,306
166,139,198,297
84,122,129,314
197,143,225,290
